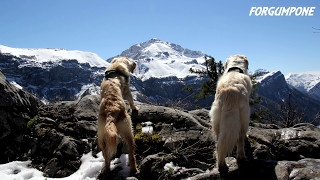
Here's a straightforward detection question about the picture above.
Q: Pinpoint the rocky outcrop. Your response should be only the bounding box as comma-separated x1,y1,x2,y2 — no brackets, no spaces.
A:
132,105,320,180
0,70,42,163
248,123,320,161
26,95,100,177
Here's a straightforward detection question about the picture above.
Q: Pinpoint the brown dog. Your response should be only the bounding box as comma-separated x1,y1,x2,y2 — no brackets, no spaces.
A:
98,57,138,174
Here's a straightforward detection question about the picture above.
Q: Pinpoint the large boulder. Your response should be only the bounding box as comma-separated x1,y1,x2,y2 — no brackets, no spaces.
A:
248,123,320,161
0,70,42,163
130,104,320,180
27,95,100,177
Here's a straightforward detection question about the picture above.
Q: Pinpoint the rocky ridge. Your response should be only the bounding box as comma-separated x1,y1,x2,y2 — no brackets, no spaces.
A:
256,70,320,123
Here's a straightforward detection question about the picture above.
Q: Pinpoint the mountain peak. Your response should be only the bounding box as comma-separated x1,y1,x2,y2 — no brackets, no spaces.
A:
120,38,205,59
119,39,206,81
285,71,320,101
147,38,163,43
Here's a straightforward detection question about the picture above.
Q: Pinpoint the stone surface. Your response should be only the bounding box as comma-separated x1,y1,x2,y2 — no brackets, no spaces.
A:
0,70,42,163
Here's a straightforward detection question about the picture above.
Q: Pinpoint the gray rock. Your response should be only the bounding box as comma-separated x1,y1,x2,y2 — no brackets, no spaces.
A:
275,158,320,180
75,120,97,138
0,70,42,163
57,136,80,157
43,157,81,178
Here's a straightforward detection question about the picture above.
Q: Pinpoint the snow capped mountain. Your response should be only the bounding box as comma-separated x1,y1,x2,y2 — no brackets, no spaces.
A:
105,38,213,109
254,70,320,122
0,45,108,102
286,72,320,92
254,70,320,102
286,72,320,101
0,45,108,67
119,38,206,81
257,70,285,86
256,70,290,101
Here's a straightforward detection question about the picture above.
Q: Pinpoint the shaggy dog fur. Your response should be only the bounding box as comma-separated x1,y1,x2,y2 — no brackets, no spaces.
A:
209,55,252,174
98,57,138,174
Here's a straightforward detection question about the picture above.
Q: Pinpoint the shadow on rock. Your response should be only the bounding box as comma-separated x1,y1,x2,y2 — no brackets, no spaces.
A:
191,159,278,180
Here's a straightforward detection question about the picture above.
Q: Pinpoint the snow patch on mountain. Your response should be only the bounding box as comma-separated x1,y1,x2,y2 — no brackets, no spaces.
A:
0,45,108,67
256,70,320,101
256,70,282,85
286,71,320,101
6,77,23,90
285,71,320,93
75,83,100,100
119,38,206,81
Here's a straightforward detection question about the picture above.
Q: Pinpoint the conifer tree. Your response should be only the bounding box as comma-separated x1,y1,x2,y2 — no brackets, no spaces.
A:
183,56,224,101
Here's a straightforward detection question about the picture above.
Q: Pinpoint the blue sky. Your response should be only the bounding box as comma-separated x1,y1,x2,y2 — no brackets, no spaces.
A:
0,0,319,75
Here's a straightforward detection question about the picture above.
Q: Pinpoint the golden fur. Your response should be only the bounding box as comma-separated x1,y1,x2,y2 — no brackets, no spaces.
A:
98,57,138,174
209,55,252,174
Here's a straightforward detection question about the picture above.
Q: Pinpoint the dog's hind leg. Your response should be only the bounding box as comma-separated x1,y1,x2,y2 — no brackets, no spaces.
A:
216,141,228,175
117,113,138,174
98,110,119,173
211,105,225,171
218,107,241,174
237,104,250,164
98,114,111,173
236,135,246,163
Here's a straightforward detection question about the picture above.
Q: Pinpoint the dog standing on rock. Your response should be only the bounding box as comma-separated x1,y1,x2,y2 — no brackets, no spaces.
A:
209,55,252,174
98,57,138,175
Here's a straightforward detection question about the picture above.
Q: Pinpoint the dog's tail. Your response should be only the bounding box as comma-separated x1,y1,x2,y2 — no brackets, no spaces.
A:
104,118,118,157
217,87,241,159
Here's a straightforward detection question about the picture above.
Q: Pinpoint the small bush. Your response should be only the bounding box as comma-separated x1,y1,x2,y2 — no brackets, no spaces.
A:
27,115,39,129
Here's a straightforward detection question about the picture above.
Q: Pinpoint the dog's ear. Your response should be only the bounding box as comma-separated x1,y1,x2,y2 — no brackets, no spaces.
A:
243,56,249,70
225,56,231,70
131,61,137,73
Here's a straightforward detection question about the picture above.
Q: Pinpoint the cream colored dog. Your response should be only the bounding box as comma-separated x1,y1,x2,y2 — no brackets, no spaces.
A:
98,57,138,174
209,55,252,174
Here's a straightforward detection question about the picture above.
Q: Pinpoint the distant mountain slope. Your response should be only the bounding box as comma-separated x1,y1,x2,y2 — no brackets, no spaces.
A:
0,45,108,103
286,72,320,101
256,70,320,122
